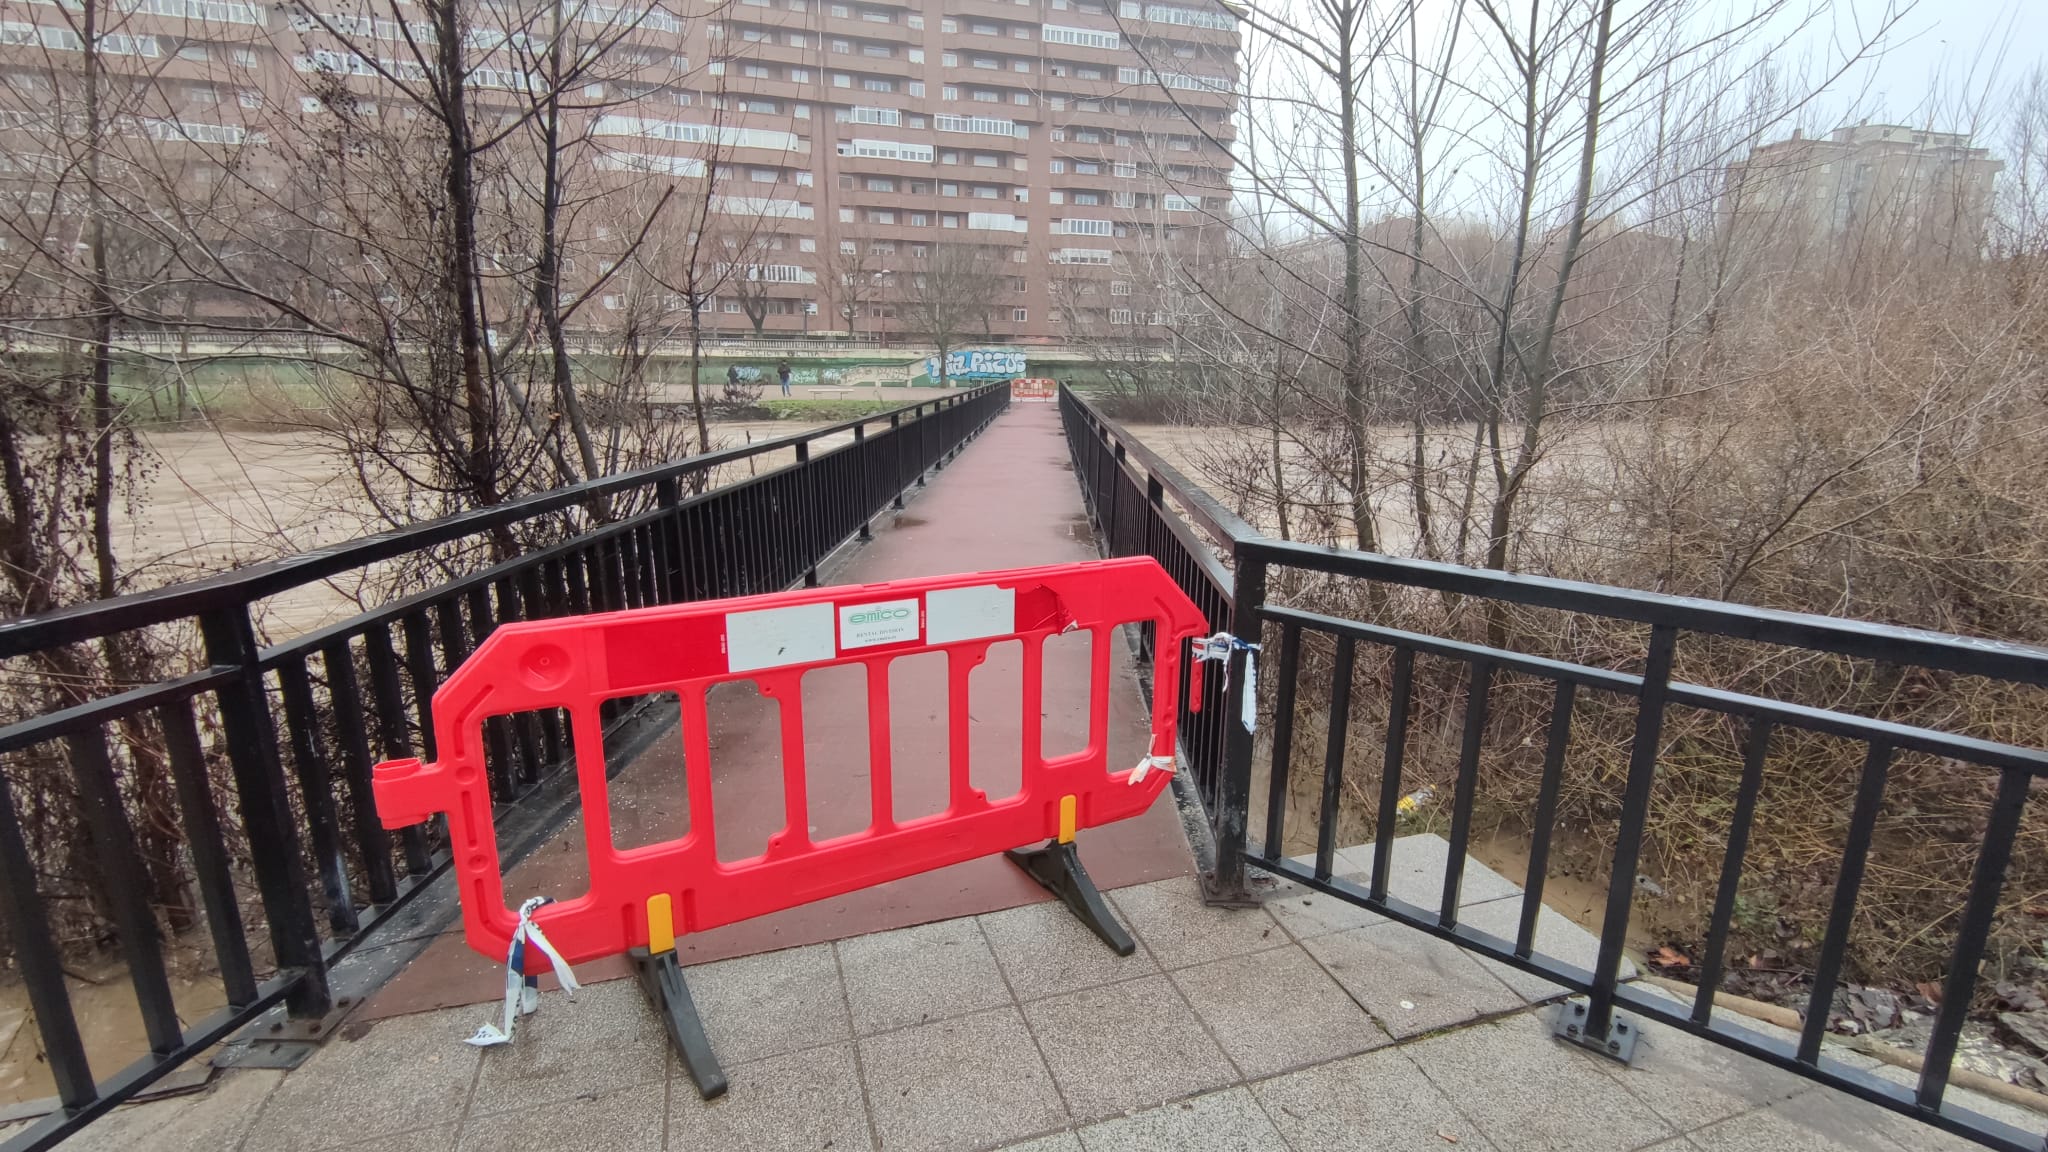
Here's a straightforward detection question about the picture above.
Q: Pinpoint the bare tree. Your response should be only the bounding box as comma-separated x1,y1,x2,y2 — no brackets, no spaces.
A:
898,241,1002,388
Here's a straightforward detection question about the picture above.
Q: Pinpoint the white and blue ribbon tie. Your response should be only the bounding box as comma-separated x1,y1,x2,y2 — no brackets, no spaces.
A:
1191,631,1261,733
1128,753,1176,784
466,896,581,1047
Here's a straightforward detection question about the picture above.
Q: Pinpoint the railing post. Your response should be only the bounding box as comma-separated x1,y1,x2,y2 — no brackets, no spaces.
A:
654,476,683,598
200,604,332,1019
855,424,873,540
890,413,907,510
795,441,818,586
1209,548,1267,903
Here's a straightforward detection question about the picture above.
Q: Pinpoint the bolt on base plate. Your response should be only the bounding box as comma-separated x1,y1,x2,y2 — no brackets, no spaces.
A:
1553,996,1640,1063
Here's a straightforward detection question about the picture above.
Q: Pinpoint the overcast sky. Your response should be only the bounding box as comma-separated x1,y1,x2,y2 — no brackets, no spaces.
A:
1774,0,2045,131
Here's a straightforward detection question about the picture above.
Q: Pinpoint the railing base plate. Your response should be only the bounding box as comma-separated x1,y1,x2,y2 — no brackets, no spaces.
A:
1006,840,1136,956
631,946,728,1100
1553,997,1640,1063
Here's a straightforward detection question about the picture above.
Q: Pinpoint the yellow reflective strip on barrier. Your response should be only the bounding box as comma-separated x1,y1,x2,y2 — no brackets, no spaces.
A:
647,893,675,954
1059,794,1077,844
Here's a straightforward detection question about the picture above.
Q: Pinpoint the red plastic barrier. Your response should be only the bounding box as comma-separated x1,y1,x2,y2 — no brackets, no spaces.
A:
1010,377,1056,402
373,557,1208,970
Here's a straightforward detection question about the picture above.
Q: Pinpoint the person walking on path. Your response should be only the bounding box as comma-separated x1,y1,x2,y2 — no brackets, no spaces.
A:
777,359,792,397
727,364,741,394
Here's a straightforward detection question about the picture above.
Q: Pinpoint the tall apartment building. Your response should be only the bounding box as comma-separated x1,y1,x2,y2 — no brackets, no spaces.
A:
1723,123,2001,255
0,0,1240,345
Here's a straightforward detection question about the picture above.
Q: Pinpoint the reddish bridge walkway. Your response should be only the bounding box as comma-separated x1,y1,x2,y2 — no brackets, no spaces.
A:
367,402,1194,1017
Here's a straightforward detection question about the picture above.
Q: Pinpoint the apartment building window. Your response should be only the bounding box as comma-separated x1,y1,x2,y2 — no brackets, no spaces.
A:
911,243,928,257
1049,309,1062,323
908,13,923,27
752,167,778,182
1110,309,1132,324
796,171,814,185
908,48,924,62
1113,161,1136,177
864,79,895,92
1049,160,1066,173
233,47,257,67
860,8,892,21
790,68,810,81
742,29,769,42
1110,281,1131,295
839,208,855,222
941,214,960,228
907,114,927,128
840,240,858,254
831,38,850,51
910,180,932,193
839,175,856,189
871,241,896,254
941,18,957,31
973,90,999,103
1013,188,1028,202
831,3,848,14
1048,96,1066,110
872,210,895,224
708,61,726,75
1076,67,1103,80
940,182,959,195
1012,93,1031,105
1072,191,1101,205
833,74,851,87
862,44,891,57
1075,161,1100,174
973,155,999,167
239,88,262,108
909,212,929,225
908,81,925,96
800,237,816,251
973,185,998,197
942,85,959,101
971,21,999,33
788,32,806,45
743,99,777,113
1013,24,1032,37
1011,249,1027,262
942,52,958,66
725,301,742,313
971,56,998,69
865,177,896,192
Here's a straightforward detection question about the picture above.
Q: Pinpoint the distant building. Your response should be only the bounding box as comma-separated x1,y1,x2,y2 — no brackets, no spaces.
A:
1724,124,2001,256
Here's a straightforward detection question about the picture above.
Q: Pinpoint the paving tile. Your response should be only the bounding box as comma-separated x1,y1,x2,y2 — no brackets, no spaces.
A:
1076,1086,1288,1152
1688,1093,1909,1152
1592,1007,1813,1131
669,1042,872,1152
1107,875,1284,971
1456,895,1636,1003
1304,922,1522,1039
1337,835,1524,907
837,916,1012,1034
979,897,1159,1001
859,1006,1066,1152
1170,944,1388,1078
997,1134,1084,1152
1020,973,1237,1122
1256,1047,1497,1151
467,978,669,1116
685,942,850,1065
1408,1011,1674,1151
1261,875,1388,942
42,1068,283,1152
331,1125,460,1151
242,1007,482,1151
456,1081,664,1152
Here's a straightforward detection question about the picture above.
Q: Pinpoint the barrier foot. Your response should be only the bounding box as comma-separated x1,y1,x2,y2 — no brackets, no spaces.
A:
1005,840,1136,957
630,947,728,1100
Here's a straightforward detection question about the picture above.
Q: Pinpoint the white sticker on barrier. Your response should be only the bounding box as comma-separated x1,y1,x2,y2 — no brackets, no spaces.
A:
926,584,1016,645
838,598,921,649
727,602,837,671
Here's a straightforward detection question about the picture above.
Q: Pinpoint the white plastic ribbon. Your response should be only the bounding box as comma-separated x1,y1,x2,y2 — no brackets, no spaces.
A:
1128,753,1176,784
1191,631,1261,733
465,896,581,1048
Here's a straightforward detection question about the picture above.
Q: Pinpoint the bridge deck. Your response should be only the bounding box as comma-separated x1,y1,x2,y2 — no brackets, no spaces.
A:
365,401,1193,1018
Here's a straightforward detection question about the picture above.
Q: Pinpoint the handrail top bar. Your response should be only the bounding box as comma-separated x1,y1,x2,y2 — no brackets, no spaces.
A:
1060,384,1259,549
0,386,998,658
1059,386,2048,687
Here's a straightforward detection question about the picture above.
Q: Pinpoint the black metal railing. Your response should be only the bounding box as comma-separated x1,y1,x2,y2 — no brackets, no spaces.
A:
0,384,1008,1152
1059,384,2048,1152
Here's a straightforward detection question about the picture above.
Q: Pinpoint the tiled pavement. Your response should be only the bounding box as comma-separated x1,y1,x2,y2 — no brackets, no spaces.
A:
18,837,2043,1152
